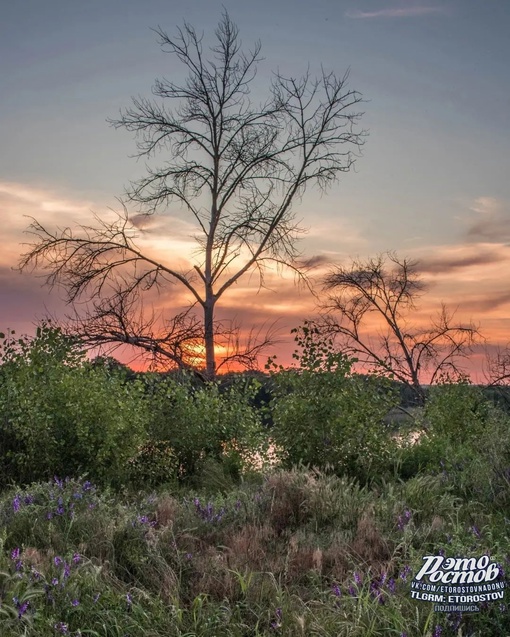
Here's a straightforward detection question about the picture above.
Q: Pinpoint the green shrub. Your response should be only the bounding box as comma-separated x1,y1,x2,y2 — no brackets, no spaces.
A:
0,325,147,488
425,379,490,442
141,373,266,482
268,324,398,482
127,440,179,488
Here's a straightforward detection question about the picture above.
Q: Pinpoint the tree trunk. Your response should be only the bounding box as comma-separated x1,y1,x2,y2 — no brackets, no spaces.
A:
204,296,215,380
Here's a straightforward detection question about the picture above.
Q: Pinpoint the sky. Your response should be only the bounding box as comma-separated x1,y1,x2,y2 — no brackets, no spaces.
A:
1,0,510,378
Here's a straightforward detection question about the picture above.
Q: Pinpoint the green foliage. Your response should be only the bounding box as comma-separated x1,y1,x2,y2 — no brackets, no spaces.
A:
141,373,266,482
268,323,399,482
425,379,490,442
1,465,510,635
127,440,179,488
0,323,85,369
0,325,147,488
4,322,510,634
0,477,105,556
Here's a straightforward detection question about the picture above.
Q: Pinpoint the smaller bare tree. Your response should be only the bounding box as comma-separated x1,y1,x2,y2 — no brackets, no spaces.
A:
484,345,510,386
482,345,510,411
317,252,480,403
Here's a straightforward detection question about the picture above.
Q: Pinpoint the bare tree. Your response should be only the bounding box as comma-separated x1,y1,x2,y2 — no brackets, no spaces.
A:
20,12,365,377
317,252,480,403
484,345,510,386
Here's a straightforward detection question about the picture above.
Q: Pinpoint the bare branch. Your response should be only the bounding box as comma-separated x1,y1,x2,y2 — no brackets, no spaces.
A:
20,11,365,378
317,252,480,402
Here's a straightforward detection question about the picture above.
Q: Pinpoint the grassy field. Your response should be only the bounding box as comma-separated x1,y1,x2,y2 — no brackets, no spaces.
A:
2,328,510,635
1,458,510,636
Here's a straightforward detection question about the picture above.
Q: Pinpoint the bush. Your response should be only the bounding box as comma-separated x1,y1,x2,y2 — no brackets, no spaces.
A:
424,379,490,442
0,325,147,489
268,324,399,482
141,373,266,482
127,441,179,488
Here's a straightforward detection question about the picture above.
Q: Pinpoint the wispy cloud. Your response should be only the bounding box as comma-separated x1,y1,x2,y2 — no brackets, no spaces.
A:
346,6,446,19
465,196,510,243
418,249,506,275
0,182,98,265
456,291,510,314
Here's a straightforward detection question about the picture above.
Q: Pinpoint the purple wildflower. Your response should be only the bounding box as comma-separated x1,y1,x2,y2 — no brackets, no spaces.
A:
433,626,442,637
353,571,362,585
52,578,59,586
332,582,341,597
13,598,29,619
82,480,92,491
72,553,81,564
397,509,412,530
387,578,396,594
54,556,63,567
370,581,384,603
17,600,29,619
451,613,462,631
71,599,80,606
11,547,20,560
399,565,412,581
63,562,71,578
54,476,64,489
24,494,34,505
12,495,21,512
271,607,283,630
54,622,68,634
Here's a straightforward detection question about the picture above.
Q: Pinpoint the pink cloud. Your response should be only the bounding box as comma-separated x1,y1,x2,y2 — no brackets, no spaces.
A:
346,6,447,19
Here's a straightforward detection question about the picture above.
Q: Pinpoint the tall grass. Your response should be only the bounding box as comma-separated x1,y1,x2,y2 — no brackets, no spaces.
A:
1,464,509,636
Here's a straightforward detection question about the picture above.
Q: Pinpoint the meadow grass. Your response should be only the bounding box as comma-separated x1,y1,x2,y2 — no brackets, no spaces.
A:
1,464,509,636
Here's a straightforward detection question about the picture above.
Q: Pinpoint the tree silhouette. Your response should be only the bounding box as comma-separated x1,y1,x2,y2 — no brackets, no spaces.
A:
318,252,480,403
20,12,365,377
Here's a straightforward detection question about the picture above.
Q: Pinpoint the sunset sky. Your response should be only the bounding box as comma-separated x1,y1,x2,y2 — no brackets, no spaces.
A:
2,0,510,378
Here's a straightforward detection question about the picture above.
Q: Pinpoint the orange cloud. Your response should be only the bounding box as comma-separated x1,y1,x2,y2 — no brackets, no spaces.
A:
3,183,510,377
0,181,319,369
